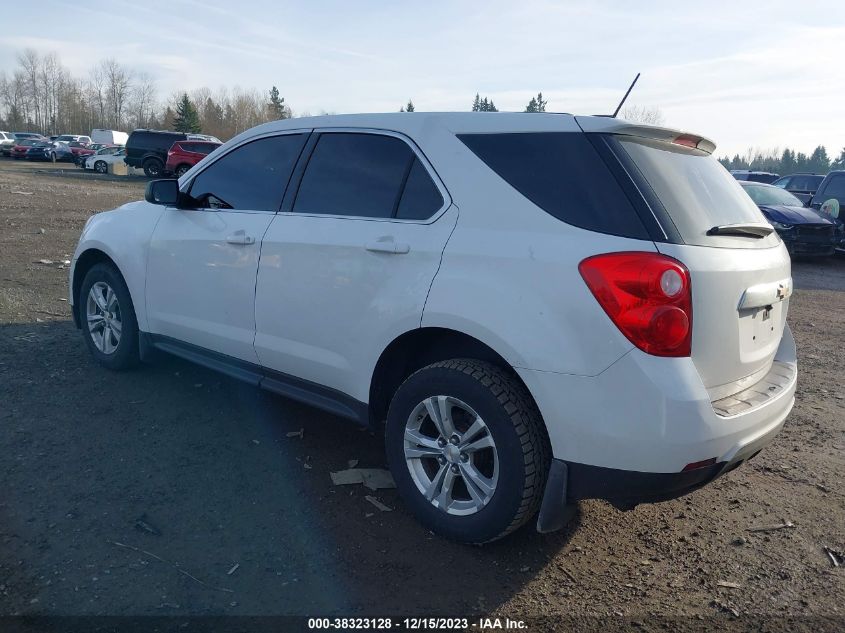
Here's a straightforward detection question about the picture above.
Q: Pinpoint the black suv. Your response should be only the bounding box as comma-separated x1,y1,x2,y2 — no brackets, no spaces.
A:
771,173,825,205
809,170,845,252
126,130,221,177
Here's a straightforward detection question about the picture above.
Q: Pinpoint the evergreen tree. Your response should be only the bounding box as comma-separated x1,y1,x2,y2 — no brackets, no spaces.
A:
405,99,415,112
808,145,830,173
172,94,201,133
472,93,481,111
524,92,547,113
831,148,845,171
268,86,288,119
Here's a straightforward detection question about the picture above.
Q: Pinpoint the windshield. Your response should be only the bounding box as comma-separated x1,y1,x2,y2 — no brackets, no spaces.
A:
615,136,769,246
742,183,803,207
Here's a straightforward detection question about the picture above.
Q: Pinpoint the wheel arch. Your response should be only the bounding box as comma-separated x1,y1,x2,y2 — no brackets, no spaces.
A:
71,248,119,328
368,327,544,431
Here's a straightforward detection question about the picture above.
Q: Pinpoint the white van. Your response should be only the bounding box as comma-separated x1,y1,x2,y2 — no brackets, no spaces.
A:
91,129,129,146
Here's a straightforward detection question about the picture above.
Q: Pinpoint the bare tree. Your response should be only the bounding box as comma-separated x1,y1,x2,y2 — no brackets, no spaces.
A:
128,72,157,129
620,105,665,126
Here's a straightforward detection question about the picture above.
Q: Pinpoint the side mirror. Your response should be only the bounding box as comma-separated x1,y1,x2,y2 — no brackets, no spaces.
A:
145,179,180,206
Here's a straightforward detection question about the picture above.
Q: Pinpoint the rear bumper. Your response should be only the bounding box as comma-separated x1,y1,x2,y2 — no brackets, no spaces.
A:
524,325,797,532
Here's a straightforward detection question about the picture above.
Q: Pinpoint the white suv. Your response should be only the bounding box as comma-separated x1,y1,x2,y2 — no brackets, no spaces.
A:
69,113,797,543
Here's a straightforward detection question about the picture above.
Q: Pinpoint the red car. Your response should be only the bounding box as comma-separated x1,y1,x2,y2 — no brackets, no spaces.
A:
11,139,42,159
165,140,221,177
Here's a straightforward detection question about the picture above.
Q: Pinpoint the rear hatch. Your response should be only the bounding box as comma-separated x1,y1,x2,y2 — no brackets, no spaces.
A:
580,121,791,400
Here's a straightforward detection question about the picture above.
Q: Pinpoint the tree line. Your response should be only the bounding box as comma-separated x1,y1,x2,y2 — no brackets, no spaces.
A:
0,49,291,141
718,146,845,175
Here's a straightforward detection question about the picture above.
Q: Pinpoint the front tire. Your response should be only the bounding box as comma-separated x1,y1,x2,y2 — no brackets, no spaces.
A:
386,359,550,544
79,263,139,370
94,161,108,174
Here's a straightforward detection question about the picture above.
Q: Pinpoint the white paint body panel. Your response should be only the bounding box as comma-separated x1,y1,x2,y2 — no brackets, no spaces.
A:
254,206,458,401
145,209,274,364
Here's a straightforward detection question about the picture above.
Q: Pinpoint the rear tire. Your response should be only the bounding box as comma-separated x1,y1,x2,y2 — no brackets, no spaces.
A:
79,263,139,371
385,359,550,544
175,164,190,177
143,158,163,178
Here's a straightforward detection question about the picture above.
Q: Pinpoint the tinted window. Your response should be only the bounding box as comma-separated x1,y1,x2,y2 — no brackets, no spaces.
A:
616,136,766,246
189,134,306,211
396,158,443,220
741,183,803,207
820,175,845,201
790,174,823,191
772,177,790,188
294,133,413,218
459,132,647,238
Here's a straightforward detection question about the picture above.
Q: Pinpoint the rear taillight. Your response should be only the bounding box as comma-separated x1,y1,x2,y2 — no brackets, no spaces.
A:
579,252,692,357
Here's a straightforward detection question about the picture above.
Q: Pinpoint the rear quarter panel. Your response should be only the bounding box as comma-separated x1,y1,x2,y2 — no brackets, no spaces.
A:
419,130,648,376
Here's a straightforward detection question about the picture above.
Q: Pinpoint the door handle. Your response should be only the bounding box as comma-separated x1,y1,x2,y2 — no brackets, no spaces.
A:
365,238,410,254
226,232,256,245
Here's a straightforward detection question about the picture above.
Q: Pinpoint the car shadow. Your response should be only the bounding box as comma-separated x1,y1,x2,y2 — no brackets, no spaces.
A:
0,320,575,617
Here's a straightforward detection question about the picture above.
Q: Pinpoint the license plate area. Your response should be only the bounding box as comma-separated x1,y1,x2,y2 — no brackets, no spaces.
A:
738,302,785,360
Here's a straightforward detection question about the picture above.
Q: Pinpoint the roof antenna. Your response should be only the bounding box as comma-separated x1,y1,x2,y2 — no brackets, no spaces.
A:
611,72,640,118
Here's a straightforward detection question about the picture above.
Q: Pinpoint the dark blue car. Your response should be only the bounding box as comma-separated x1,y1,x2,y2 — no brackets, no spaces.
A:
25,141,75,162
740,181,836,256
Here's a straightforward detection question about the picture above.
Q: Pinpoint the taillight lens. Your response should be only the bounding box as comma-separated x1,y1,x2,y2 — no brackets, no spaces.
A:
579,252,692,357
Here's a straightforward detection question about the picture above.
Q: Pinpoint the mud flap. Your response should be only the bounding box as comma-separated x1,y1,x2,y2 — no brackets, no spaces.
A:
536,459,576,533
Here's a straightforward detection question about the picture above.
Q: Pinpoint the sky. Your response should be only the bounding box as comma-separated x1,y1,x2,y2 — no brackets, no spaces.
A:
1,0,843,157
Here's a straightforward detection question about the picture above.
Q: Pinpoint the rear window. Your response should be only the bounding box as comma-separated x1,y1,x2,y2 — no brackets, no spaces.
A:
742,183,802,207
457,132,648,239
615,136,768,247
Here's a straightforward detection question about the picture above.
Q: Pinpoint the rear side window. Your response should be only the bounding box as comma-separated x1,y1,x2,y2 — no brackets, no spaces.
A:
189,134,306,211
615,136,768,247
458,132,648,239
396,158,444,220
294,133,414,218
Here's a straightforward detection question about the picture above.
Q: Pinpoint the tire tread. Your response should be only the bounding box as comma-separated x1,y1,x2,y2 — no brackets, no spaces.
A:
406,359,551,542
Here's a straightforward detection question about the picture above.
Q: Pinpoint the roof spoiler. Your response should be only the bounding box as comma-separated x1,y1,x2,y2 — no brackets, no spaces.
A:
575,117,717,154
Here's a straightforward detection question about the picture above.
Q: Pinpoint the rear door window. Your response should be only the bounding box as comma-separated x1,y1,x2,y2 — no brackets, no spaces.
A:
458,132,649,239
614,136,773,247
188,133,307,211
293,133,414,218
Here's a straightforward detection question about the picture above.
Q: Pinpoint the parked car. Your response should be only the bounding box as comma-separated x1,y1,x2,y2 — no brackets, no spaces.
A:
0,131,16,154
54,134,92,145
165,140,222,177
85,148,126,173
10,138,42,159
730,170,780,184
13,132,46,141
771,173,825,205
70,113,797,544
75,144,120,167
125,129,222,177
91,129,129,146
26,141,75,162
808,170,845,252
68,141,96,158
739,181,836,256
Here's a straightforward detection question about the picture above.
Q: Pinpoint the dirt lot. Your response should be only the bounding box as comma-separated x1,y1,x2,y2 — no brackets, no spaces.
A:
1,159,843,627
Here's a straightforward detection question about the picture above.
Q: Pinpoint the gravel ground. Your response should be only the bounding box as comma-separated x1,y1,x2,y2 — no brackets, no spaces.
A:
0,159,843,628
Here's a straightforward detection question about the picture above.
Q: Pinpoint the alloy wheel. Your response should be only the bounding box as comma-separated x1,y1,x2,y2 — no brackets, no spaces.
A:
404,396,499,516
86,281,122,354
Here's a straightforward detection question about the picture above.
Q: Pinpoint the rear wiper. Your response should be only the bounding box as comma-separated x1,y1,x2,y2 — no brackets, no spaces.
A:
706,223,774,238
